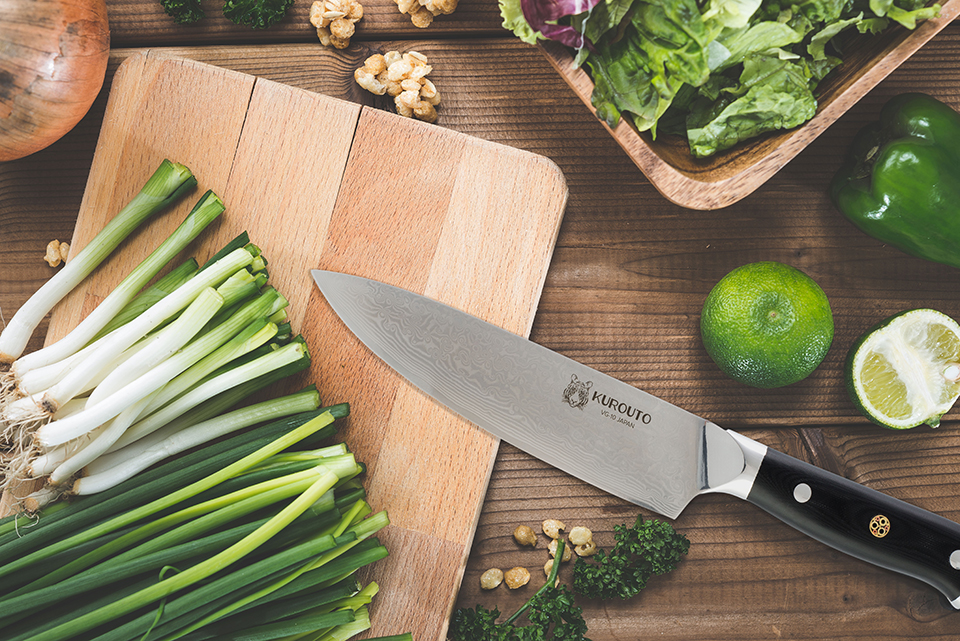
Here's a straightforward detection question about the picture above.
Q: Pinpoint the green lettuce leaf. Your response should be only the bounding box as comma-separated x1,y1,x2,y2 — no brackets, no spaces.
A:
572,0,636,44
807,12,863,59
507,0,938,156
632,0,713,89
588,34,663,128
884,2,940,28
588,0,715,133
701,0,763,29
686,55,817,157
793,0,849,24
571,0,636,65
856,16,890,32
713,20,805,71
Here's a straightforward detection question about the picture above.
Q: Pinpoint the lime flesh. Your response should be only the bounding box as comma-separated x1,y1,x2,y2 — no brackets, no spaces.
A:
846,309,960,429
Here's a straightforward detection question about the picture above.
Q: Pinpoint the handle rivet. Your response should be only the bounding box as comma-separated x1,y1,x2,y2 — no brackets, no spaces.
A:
869,515,891,538
793,483,812,503
950,551,960,570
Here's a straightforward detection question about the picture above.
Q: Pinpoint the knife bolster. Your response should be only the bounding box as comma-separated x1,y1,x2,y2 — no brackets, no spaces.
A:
702,429,765,500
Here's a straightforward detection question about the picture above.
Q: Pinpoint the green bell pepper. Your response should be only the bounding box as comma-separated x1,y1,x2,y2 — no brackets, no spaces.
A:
830,92,960,270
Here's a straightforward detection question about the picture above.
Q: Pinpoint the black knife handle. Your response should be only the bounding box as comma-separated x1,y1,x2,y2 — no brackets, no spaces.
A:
746,447,960,606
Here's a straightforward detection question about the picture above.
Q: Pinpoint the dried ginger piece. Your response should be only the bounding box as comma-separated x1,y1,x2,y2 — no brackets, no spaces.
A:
395,0,456,27
310,0,363,49
354,51,441,124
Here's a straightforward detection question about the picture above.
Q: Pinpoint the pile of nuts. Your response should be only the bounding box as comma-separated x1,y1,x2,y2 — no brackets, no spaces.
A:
309,0,363,49
354,51,441,123
481,519,598,591
394,0,457,28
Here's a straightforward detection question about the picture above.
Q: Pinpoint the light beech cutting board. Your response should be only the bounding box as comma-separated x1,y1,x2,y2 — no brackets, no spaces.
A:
20,51,568,640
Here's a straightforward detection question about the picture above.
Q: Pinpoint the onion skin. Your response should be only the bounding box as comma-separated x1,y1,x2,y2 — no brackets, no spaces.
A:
0,0,111,161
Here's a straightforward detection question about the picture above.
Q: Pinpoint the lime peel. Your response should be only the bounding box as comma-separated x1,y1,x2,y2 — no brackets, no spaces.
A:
700,261,834,389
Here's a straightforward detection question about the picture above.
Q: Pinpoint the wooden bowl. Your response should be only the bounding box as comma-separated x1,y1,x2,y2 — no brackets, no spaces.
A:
539,2,960,210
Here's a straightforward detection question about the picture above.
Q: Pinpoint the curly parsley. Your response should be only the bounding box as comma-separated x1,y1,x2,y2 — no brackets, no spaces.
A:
572,514,690,600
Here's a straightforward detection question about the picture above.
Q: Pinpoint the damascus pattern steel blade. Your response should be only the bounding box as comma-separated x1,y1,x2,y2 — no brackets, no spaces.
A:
312,270,743,519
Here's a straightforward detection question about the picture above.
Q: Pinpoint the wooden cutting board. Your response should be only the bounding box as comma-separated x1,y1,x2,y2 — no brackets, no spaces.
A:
22,51,568,640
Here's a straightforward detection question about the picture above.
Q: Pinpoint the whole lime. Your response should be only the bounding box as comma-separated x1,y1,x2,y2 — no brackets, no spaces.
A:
700,261,834,388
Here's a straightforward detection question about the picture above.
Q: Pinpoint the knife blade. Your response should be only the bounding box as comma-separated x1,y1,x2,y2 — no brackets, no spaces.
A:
311,269,960,607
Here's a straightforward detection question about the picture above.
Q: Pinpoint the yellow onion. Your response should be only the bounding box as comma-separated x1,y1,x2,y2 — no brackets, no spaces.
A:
0,0,111,161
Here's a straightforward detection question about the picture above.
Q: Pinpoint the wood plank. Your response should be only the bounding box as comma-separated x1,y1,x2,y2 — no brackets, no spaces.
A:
305,104,566,639
42,54,260,343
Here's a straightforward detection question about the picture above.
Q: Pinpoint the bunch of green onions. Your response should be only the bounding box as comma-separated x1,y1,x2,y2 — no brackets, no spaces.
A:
0,160,316,506
0,408,408,641
0,159,412,640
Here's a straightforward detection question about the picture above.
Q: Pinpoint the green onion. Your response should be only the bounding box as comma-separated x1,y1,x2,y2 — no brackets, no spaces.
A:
2,247,256,429
211,609,357,641
0,411,337,581
90,257,200,343
14,257,202,397
95,534,362,641
1,168,403,639
26,471,340,641
138,288,287,417
10,190,224,381
33,287,225,449
14,466,343,595
0,500,66,537
109,340,308,451
0,517,268,626
0,160,196,368
76,387,322,495
176,579,361,641
198,232,251,271
0,407,344,559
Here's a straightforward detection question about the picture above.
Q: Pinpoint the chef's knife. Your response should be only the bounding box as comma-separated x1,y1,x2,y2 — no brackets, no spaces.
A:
311,269,960,607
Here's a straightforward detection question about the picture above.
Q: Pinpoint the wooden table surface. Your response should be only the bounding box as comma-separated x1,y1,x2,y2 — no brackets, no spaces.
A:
3,2,960,639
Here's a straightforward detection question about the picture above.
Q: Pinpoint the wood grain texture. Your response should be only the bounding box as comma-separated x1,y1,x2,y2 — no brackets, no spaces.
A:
2,30,960,640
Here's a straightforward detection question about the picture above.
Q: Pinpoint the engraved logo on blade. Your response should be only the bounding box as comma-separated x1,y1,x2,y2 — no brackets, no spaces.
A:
562,375,592,410
562,373,653,428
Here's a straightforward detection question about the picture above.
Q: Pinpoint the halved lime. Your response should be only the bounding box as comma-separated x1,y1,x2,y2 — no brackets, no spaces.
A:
845,309,960,429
